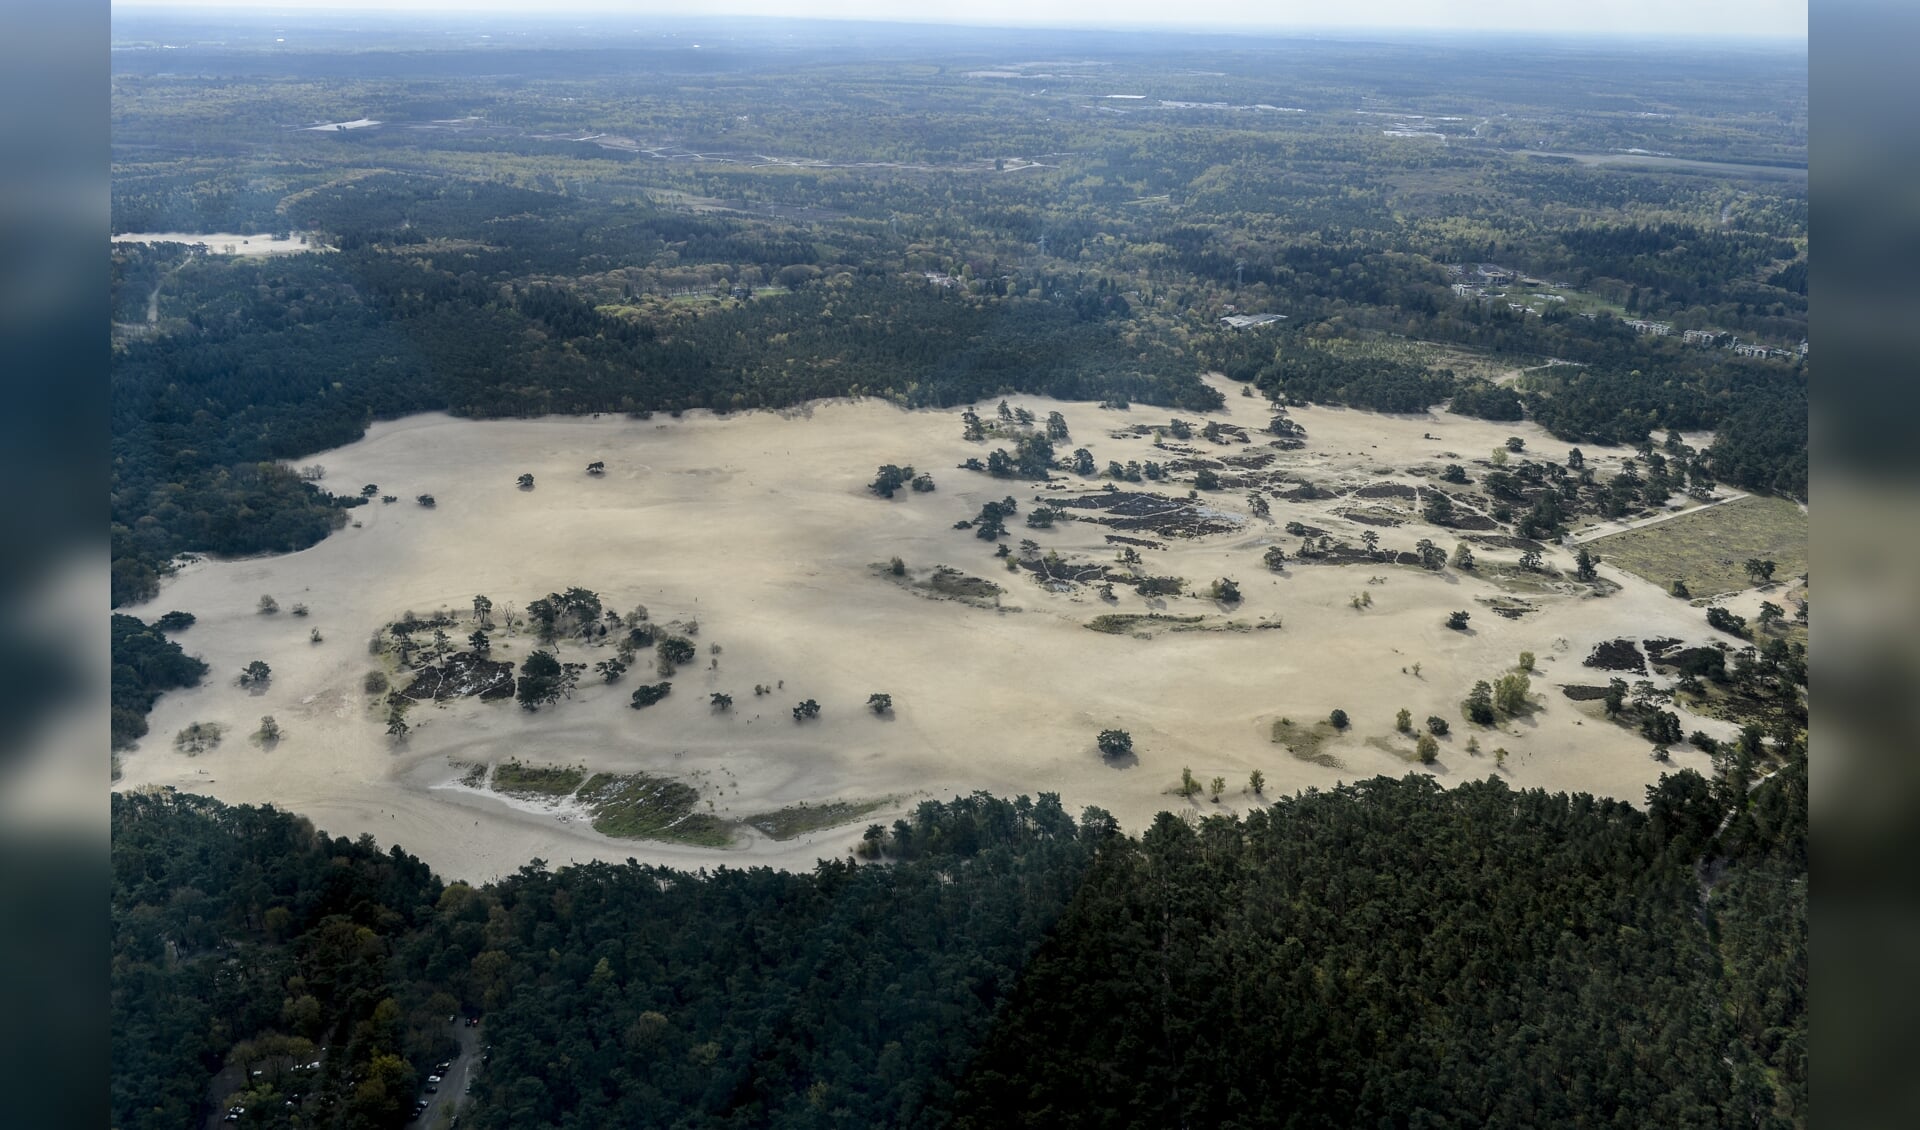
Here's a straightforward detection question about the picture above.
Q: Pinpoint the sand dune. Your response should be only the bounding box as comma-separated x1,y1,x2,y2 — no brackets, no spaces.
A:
115,376,1734,881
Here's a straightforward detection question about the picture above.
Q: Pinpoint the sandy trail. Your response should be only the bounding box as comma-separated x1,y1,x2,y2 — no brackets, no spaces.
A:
116,377,1736,881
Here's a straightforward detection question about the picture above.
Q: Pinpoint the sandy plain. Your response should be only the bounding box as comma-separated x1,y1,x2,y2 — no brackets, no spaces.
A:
115,375,1759,881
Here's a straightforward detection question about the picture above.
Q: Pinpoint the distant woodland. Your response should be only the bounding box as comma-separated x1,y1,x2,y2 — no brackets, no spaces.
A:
110,27,1807,606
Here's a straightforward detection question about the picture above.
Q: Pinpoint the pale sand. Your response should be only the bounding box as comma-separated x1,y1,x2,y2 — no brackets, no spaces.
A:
114,376,1739,881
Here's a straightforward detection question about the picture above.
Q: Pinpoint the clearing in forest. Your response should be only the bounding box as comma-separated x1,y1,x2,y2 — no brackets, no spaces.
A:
1588,495,1806,597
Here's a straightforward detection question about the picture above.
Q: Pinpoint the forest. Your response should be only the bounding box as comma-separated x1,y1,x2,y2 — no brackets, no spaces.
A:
113,756,1804,1129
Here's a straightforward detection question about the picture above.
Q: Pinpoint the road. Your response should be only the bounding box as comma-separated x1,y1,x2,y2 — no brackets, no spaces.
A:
418,1018,483,1128
1571,491,1749,544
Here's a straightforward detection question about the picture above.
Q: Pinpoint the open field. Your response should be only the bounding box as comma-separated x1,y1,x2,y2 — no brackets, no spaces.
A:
1587,494,1807,598
110,232,327,256
113,375,1750,881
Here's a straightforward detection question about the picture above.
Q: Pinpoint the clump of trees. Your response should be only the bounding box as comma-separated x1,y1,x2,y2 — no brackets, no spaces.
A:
238,660,272,688
630,682,672,709
792,699,821,721
517,650,583,710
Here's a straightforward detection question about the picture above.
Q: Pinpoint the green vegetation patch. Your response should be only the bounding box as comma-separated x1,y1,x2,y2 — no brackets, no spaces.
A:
746,799,890,841
1271,718,1343,768
579,772,736,846
491,759,585,798
1086,612,1209,636
1588,495,1807,598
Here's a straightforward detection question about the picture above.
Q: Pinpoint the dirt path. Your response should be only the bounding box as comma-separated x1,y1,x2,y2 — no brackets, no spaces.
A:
1571,491,1750,544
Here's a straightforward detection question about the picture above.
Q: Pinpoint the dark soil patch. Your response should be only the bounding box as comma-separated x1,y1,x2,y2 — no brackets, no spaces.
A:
1345,511,1404,528
1354,483,1418,500
1468,534,1547,551
1221,451,1276,469
402,651,515,701
1583,638,1647,673
1278,483,1334,502
924,567,1003,602
1054,490,1241,537
1017,558,1118,584
1439,510,1500,532
1104,534,1162,550
1561,684,1614,702
1297,549,1422,567
1643,637,1682,659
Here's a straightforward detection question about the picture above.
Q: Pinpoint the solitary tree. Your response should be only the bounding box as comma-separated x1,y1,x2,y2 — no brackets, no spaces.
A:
1209,776,1226,803
1416,732,1440,763
1211,577,1242,604
1194,467,1221,491
1575,547,1600,581
469,629,490,653
473,594,494,625
1518,651,1536,672
240,660,272,687
1426,715,1451,736
1518,548,1544,571
1492,673,1532,717
1395,708,1413,733
257,595,278,614
1179,767,1199,798
792,699,821,722
517,473,535,490
586,461,606,475
360,483,379,497
1249,769,1265,795
1451,543,1475,570
1097,729,1133,758
1361,530,1381,557
416,494,436,507
1329,708,1350,730
386,710,409,740
867,693,893,715
710,692,733,711
1463,681,1496,726
1744,558,1777,584
256,715,281,744
1263,545,1287,572
1671,579,1691,599
1446,610,1471,631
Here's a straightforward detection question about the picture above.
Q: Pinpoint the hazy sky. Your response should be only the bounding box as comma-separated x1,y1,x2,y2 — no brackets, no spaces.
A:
114,1,1808,41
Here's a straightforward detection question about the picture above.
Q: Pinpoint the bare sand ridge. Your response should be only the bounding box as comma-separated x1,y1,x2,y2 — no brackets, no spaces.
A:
115,376,1752,881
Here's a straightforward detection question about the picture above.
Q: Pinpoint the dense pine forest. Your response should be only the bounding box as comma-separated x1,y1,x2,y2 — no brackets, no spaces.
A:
114,756,1804,1130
